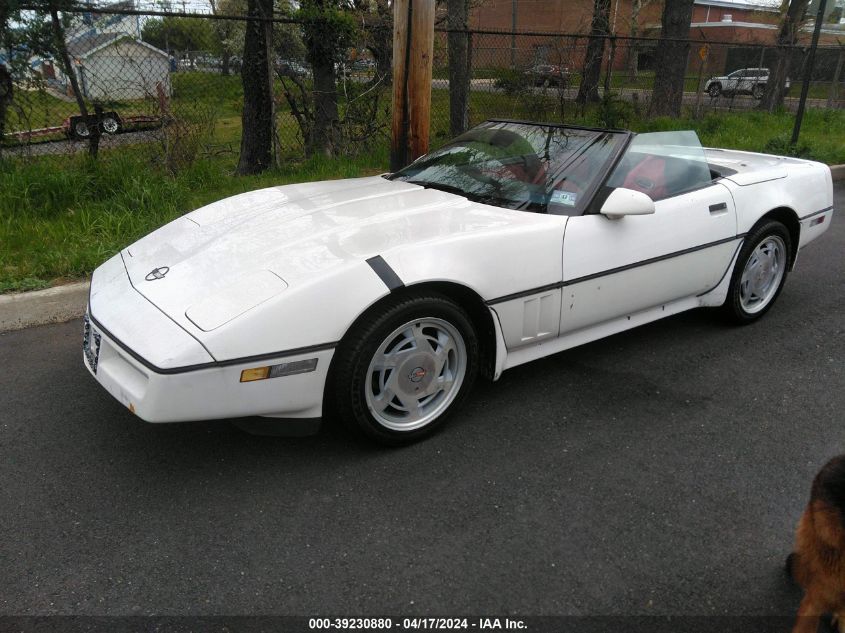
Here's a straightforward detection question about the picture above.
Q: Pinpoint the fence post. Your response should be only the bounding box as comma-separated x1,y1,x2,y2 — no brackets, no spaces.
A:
693,40,709,117
791,0,828,145
602,35,616,96
828,47,844,109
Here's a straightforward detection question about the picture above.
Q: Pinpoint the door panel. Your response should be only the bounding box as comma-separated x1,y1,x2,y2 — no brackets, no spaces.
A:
560,182,737,334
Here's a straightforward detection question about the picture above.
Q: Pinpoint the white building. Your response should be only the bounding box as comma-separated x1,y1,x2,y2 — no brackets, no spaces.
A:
67,33,171,100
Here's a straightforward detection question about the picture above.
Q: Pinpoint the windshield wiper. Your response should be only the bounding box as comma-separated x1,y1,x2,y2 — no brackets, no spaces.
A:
406,180,472,197
407,179,538,211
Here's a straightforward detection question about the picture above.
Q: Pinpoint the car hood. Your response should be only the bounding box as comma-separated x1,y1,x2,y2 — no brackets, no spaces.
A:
121,175,520,331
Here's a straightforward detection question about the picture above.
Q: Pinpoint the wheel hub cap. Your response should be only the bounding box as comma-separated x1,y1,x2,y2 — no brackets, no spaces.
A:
739,235,786,314
364,318,467,432
401,356,434,391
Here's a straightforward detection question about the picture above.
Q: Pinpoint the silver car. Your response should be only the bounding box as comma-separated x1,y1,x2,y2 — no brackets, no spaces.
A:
704,68,790,99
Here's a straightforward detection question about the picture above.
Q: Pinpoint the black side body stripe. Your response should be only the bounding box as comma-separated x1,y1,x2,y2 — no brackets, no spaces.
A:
799,206,833,221
367,255,405,291
88,312,337,375
486,235,745,305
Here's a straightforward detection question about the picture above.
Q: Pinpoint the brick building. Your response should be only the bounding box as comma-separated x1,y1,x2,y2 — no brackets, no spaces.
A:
457,0,844,78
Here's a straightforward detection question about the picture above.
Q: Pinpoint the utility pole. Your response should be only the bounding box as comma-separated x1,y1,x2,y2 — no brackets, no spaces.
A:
791,0,828,145
391,0,435,171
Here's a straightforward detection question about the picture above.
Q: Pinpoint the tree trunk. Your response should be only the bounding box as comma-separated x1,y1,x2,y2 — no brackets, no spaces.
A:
447,0,469,136
222,50,231,76
237,0,274,174
49,3,100,158
759,0,811,112
309,51,338,156
649,0,695,117
0,65,11,149
0,3,12,151
576,0,611,105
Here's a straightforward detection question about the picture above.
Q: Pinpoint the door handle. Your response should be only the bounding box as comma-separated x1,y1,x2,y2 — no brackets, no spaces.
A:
709,202,728,214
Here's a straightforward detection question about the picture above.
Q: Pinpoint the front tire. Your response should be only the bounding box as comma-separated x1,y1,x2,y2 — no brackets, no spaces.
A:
708,83,722,97
723,220,791,324
330,293,479,445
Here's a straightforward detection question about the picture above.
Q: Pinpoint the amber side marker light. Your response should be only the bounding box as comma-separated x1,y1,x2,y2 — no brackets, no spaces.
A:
240,367,271,382
240,359,319,383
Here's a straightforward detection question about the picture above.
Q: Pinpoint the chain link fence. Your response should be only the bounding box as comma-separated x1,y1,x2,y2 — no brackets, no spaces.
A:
2,6,843,164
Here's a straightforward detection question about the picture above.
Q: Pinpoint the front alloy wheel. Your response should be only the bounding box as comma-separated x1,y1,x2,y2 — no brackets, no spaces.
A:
330,293,478,445
365,318,467,432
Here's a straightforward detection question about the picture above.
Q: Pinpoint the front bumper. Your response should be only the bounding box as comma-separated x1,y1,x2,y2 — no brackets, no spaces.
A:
84,255,333,423
83,310,333,423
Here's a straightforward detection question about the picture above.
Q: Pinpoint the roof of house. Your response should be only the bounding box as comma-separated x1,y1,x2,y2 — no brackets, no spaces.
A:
67,32,168,60
694,0,781,11
68,32,122,58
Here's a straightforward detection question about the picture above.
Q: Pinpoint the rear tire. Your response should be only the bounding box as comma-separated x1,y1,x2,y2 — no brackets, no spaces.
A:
723,220,791,324
100,115,121,134
329,293,479,445
73,120,91,139
752,84,765,100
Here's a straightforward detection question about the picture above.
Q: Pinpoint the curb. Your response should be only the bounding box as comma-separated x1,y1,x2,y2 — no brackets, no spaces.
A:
0,282,90,333
1,164,843,334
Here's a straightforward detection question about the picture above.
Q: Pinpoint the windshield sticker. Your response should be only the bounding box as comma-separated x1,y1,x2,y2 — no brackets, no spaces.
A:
551,190,578,206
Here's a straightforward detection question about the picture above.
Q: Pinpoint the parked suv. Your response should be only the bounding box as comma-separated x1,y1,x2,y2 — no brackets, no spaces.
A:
704,68,790,99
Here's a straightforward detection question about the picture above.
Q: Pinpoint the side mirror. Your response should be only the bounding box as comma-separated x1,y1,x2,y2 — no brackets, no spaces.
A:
600,188,656,220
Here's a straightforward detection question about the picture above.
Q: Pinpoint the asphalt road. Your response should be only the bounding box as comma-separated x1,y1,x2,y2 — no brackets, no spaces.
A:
1,183,843,625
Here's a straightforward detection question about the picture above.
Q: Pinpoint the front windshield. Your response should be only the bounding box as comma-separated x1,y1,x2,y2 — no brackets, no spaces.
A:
388,121,629,215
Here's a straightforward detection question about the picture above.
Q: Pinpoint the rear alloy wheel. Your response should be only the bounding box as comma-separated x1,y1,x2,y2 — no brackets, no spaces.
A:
330,294,478,445
723,220,791,324
708,83,722,98
752,84,765,100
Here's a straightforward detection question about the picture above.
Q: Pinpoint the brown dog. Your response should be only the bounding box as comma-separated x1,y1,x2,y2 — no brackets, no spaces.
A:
790,455,845,633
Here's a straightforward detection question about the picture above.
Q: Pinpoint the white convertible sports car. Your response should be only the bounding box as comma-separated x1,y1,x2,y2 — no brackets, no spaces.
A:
83,120,834,444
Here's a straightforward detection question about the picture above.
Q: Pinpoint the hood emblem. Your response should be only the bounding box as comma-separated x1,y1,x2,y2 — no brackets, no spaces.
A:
145,266,170,281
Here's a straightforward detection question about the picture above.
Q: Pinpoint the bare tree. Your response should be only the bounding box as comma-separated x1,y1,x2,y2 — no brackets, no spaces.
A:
576,0,611,105
759,0,811,112
649,0,695,117
300,0,356,156
626,0,656,79
447,0,470,135
237,0,274,174
358,0,392,84
209,0,246,76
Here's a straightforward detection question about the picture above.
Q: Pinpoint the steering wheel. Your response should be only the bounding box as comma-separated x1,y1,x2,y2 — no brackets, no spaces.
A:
463,164,503,189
